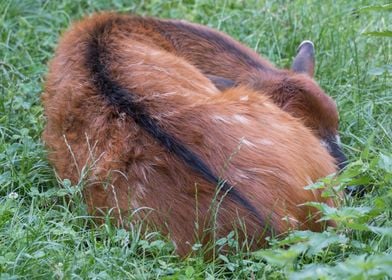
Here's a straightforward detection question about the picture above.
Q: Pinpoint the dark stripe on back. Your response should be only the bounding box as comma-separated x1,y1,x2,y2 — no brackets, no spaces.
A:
156,19,273,72
85,17,265,227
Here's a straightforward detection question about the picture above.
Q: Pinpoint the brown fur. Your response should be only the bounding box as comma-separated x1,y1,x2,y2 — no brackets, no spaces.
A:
42,13,337,256
111,15,339,140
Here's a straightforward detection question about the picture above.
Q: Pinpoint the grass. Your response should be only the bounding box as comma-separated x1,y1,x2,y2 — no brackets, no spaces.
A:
0,0,391,279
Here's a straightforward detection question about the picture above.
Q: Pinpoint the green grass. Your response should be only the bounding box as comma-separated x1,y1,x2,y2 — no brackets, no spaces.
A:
0,0,391,279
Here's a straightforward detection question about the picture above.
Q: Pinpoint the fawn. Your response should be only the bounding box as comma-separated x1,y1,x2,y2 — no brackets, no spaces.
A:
42,13,337,256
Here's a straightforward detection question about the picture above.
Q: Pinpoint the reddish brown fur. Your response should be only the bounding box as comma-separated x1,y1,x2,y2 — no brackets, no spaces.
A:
42,13,337,256
112,15,339,140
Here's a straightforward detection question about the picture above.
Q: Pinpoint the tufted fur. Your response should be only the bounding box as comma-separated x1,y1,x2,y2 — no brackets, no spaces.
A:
42,13,337,256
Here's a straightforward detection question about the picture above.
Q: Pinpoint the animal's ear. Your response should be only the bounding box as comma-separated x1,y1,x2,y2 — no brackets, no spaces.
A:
206,74,236,91
291,40,315,77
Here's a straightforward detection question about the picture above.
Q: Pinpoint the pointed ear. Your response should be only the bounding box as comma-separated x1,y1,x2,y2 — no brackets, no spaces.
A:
291,40,315,77
206,74,236,91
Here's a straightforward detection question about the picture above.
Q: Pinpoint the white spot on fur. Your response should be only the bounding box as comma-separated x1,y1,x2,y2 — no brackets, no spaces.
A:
212,115,230,123
233,114,249,124
263,102,275,109
241,138,257,148
154,156,161,162
270,122,288,131
240,95,249,101
236,170,250,180
258,139,274,146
